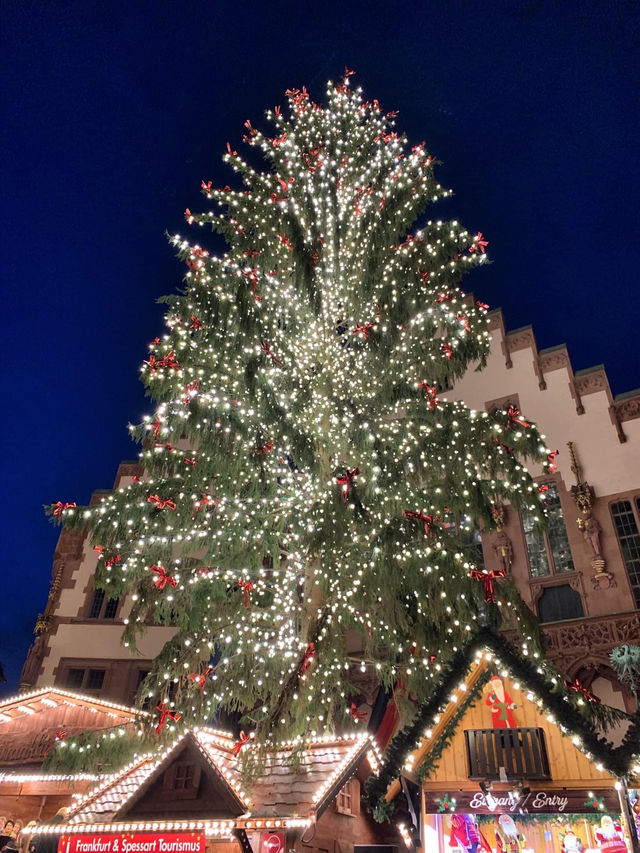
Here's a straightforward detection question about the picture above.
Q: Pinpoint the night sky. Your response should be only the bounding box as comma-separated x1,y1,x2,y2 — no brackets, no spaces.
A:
2,1,638,694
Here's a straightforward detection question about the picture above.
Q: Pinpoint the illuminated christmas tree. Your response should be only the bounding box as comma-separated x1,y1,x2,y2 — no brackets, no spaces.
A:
51,71,553,747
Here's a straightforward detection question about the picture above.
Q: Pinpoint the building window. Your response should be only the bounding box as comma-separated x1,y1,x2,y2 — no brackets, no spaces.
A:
522,483,574,577
537,584,584,623
88,588,120,619
64,667,106,693
162,762,201,798
611,499,640,608
465,727,551,780
335,778,360,816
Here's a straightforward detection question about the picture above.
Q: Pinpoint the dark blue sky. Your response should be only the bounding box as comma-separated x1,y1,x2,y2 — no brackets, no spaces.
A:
1,0,638,693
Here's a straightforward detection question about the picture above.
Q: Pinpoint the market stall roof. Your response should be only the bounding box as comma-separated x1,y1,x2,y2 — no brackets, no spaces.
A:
33,727,381,834
0,688,144,724
366,626,640,817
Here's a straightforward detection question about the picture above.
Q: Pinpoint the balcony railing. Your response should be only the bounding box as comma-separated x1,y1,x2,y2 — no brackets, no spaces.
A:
465,727,551,781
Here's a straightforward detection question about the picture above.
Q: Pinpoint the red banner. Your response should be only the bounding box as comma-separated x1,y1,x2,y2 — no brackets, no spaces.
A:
57,834,205,853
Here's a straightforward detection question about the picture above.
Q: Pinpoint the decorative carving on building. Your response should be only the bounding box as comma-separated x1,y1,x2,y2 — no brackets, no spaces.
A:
616,396,640,423
538,348,569,373
506,327,536,353
493,530,514,574
485,393,519,415
566,440,615,590
574,369,609,397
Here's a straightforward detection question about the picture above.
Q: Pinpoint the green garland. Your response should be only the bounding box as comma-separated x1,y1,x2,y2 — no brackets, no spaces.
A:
475,812,614,827
366,626,640,819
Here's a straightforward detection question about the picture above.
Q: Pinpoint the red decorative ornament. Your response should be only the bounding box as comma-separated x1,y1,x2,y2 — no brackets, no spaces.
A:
436,291,452,303
44,729,68,758
441,342,453,360
469,232,489,254
201,180,212,193
155,702,182,734
457,313,471,332
349,701,367,722
105,554,121,567
537,484,549,493
404,509,439,538
149,564,178,590
183,380,199,403
336,467,360,502
564,678,600,703
232,731,251,756
277,233,293,250
226,142,238,156
147,494,176,511
506,405,531,429
418,383,439,411
184,208,194,224
352,323,376,339
151,419,163,438
469,568,506,603
189,315,204,331
187,666,213,692
193,494,220,516
184,458,197,467
145,351,180,373
93,545,104,555
548,449,559,473
238,578,254,608
52,501,76,519
475,300,490,311
254,439,274,456
260,341,283,366
300,642,316,675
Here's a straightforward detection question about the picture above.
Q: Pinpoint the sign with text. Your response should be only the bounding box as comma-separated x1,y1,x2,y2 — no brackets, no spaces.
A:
424,788,620,815
57,834,205,853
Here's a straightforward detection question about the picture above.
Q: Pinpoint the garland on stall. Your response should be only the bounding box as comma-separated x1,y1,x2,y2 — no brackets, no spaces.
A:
42,721,155,774
366,626,640,821
475,813,613,827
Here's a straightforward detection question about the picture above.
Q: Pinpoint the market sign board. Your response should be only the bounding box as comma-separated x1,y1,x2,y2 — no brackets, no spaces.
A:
424,788,620,815
57,834,205,853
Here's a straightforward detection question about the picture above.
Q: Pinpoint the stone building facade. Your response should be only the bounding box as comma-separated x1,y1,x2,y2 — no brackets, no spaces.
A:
21,306,640,712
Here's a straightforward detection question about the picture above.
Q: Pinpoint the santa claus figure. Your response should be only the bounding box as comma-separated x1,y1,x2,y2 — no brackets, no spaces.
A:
595,815,626,852
561,827,582,852
495,814,525,853
486,675,517,728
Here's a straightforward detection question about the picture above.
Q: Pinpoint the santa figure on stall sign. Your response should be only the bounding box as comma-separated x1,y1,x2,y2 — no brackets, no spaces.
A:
561,827,582,852
486,675,517,728
495,814,526,852
595,815,627,853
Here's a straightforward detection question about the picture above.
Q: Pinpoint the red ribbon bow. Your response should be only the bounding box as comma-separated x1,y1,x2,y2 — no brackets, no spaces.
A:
183,380,199,403
352,323,376,339
469,568,506,603
441,342,453,360
300,642,316,675
475,300,490,311
93,545,104,555
254,439,274,456
457,313,471,332
548,449,559,473
506,405,531,429
564,678,600,703
187,666,213,692
184,457,197,467
336,468,360,502
52,501,77,519
189,315,204,331
194,494,220,516
261,341,283,366
404,509,439,537
43,729,68,757
469,232,489,254
148,494,176,511
150,565,178,590
105,554,121,567
238,578,254,607
349,702,367,722
232,731,252,756
418,383,439,411
155,702,182,734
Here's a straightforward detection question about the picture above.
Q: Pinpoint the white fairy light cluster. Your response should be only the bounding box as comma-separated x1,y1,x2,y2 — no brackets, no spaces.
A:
53,71,554,746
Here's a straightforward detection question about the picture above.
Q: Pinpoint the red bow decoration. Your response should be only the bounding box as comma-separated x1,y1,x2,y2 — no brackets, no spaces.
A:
254,439,274,456
151,419,163,438
184,209,194,224
226,142,238,156
183,380,199,403
537,484,549,493
441,342,453,360
436,291,452,303
187,666,213,692
506,405,531,429
349,701,367,722
271,192,289,204
272,132,287,148
352,323,376,339
145,351,180,373
52,501,76,519
194,494,220,516
300,642,316,675
457,313,471,332
475,300,490,311
150,565,178,590
148,494,176,511
261,341,283,366
404,509,439,537
201,180,212,193
418,383,439,411
548,449,559,473
336,468,360,502
189,315,204,331
238,578,254,608
105,554,121,567
469,232,489,254
43,729,68,758
564,678,600,703
277,233,293,250
155,702,182,734
232,731,252,756
93,545,104,555
469,568,506,603
184,458,197,467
